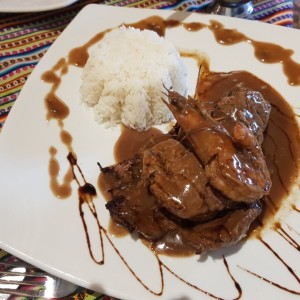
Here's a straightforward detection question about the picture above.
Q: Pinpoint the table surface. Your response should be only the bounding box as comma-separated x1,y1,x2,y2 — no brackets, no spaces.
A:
0,0,299,299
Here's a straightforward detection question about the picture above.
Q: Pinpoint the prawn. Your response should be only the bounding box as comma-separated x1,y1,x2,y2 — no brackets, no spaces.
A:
163,89,271,203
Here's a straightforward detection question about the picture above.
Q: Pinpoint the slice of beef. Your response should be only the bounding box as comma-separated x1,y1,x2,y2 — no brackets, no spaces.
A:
179,201,262,254
106,184,178,241
102,154,177,241
150,201,261,254
143,139,224,221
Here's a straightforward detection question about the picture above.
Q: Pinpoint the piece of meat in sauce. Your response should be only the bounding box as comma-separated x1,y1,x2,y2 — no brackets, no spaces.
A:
102,155,177,241
211,83,271,146
143,139,224,222
180,201,262,254
151,200,262,254
164,86,271,203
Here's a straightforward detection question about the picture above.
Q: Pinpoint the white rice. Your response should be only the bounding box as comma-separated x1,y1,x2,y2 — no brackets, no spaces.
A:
80,26,187,131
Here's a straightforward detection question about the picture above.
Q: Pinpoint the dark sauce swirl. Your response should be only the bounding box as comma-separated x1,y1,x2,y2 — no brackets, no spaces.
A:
240,235,300,295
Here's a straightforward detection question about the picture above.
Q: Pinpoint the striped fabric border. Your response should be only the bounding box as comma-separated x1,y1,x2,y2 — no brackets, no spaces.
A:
249,0,294,26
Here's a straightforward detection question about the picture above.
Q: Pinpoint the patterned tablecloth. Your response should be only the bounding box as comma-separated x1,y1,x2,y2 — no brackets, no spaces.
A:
0,0,296,299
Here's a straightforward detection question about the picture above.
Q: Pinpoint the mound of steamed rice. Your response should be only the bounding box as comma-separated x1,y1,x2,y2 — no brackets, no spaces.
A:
80,26,187,131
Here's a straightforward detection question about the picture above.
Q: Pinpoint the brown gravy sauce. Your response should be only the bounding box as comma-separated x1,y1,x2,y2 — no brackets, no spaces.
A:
114,126,169,163
195,70,300,222
42,14,300,298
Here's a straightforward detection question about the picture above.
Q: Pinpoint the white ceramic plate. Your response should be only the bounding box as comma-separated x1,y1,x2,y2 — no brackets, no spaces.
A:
0,0,79,12
0,4,300,300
